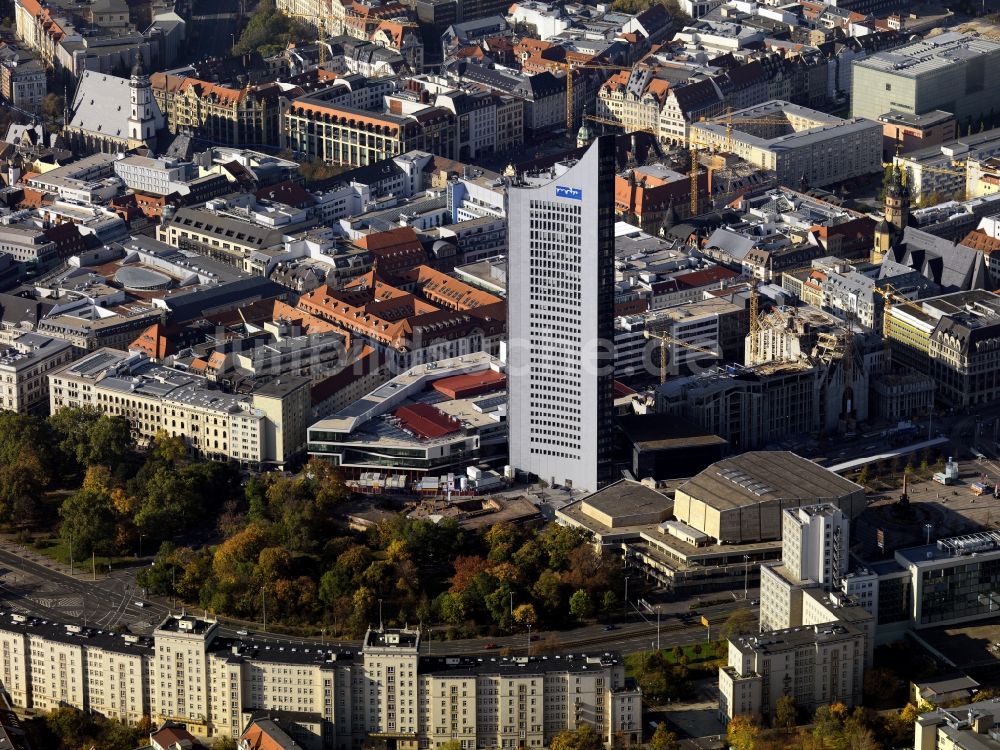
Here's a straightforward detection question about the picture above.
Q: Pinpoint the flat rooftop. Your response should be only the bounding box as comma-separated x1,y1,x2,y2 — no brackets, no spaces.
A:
731,620,861,654
309,351,502,436
879,110,955,128
580,480,673,521
896,530,1000,567
854,32,1000,78
694,101,878,150
678,451,863,511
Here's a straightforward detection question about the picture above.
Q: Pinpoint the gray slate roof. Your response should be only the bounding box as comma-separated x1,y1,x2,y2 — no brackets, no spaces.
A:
68,70,165,140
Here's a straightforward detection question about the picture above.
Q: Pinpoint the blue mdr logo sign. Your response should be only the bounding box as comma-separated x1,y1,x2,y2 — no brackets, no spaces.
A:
555,185,583,201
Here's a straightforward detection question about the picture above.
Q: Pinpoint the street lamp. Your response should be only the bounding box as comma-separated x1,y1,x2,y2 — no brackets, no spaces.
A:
527,623,532,655
624,576,630,618
139,533,146,559
743,555,750,600
656,606,661,652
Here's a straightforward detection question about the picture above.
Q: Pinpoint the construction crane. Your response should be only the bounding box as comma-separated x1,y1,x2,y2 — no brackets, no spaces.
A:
704,107,794,154
871,282,926,337
559,61,643,131
286,12,332,66
585,113,706,217
748,282,761,363
583,115,655,135
644,329,721,384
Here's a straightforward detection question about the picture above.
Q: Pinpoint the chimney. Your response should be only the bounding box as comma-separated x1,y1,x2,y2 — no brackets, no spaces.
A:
974,713,993,734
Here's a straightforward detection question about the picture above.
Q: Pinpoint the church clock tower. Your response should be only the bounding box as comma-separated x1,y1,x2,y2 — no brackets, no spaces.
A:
872,165,910,264
127,57,156,147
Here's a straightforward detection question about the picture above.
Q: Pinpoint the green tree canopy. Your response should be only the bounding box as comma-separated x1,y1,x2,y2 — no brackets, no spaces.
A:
59,486,116,557
234,0,313,56
650,723,679,750
569,589,595,620
549,725,605,750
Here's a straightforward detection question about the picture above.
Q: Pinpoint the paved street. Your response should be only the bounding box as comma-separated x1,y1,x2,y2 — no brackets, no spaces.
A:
0,538,757,655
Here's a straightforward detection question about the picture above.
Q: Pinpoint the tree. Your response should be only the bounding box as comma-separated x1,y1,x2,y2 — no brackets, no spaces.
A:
569,589,594,620
59,486,116,557
438,592,467,625
532,569,564,612
721,608,757,639
775,695,797,730
862,667,899,707
650,723,679,750
212,738,239,750
513,603,538,627
233,0,312,56
41,93,63,120
549,725,605,750
450,556,490,593
727,715,759,750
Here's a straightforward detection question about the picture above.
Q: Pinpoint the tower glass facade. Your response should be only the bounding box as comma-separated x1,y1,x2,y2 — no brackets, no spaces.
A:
507,136,615,491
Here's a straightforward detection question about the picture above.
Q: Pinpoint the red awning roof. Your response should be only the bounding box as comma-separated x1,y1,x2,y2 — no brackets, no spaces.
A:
394,403,460,440
431,369,506,399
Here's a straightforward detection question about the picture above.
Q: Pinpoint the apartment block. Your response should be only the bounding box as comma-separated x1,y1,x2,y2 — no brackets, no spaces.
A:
0,332,75,413
0,613,640,750
48,349,310,468
718,620,866,721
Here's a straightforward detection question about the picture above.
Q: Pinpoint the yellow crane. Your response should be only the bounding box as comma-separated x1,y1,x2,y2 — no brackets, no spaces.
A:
871,282,926,337
644,329,721,384
749,282,761,363
583,114,655,134
693,107,797,153
286,12,332,66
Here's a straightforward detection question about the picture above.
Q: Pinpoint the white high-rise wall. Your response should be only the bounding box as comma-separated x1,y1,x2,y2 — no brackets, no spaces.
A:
782,504,850,588
507,137,616,492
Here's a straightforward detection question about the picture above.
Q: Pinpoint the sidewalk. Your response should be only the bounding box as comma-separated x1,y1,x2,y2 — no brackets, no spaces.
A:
0,535,92,580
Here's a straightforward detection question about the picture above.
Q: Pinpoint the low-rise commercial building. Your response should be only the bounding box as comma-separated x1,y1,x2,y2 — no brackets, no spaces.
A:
557,478,782,594
672,451,866,544
307,351,507,480
914,699,1000,750
281,98,457,167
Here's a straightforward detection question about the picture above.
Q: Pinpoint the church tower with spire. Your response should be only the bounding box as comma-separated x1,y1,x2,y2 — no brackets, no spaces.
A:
872,165,910,264
127,57,157,147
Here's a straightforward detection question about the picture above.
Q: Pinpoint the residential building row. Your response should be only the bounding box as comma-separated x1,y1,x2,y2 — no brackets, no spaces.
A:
0,615,641,750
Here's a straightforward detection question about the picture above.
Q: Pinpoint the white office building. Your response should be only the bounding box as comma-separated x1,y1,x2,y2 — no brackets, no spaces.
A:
507,136,616,491
783,504,850,588
759,503,850,631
